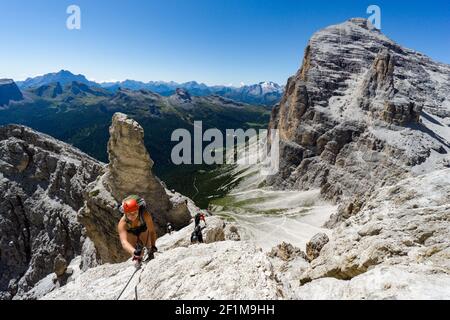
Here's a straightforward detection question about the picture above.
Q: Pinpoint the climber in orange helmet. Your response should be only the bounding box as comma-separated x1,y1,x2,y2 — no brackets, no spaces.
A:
117,195,158,263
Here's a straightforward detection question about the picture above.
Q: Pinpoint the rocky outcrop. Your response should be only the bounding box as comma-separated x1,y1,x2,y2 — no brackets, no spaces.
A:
14,256,84,300
79,113,192,263
305,233,329,261
104,113,173,224
268,18,450,225
264,18,450,299
296,264,450,300
268,242,307,262
0,125,103,299
267,243,310,300
299,168,450,286
43,240,283,300
0,79,23,106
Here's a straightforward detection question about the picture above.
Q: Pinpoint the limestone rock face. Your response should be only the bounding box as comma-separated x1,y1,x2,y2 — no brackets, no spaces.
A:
267,243,310,300
0,125,103,299
299,168,450,287
305,233,329,262
104,113,171,216
80,113,191,264
43,241,283,300
268,18,450,225
263,17,450,296
296,264,450,300
268,242,307,262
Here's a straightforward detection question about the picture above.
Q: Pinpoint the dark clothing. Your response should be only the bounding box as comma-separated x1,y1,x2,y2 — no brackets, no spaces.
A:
125,211,147,236
194,213,205,226
191,225,204,243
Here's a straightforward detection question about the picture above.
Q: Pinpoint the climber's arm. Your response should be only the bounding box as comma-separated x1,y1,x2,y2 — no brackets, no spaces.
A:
118,219,135,256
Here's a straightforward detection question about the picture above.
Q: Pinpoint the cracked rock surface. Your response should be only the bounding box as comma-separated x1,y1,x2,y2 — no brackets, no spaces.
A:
0,125,103,299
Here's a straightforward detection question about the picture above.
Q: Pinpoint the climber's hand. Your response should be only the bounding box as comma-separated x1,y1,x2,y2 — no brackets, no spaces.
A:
133,253,142,260
133,246,143,260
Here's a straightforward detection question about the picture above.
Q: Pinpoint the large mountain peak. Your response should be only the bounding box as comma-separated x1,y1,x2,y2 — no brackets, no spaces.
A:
268,18,450,221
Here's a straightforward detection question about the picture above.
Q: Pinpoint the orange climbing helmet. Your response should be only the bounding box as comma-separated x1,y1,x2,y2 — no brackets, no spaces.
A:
122,198,139,214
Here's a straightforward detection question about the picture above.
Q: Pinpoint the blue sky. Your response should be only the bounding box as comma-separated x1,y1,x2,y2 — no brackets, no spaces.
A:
0,0,448,85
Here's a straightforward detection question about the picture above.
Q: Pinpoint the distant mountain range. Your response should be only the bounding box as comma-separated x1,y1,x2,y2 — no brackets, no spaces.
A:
16,70,283,106
1,70,277,195
0,78,271,192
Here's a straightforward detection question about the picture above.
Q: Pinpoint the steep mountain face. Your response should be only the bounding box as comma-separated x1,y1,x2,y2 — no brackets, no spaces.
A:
16,70,98,89
256,17,450,298
0,79,23,106
0,125,103,299
268,18,450,223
